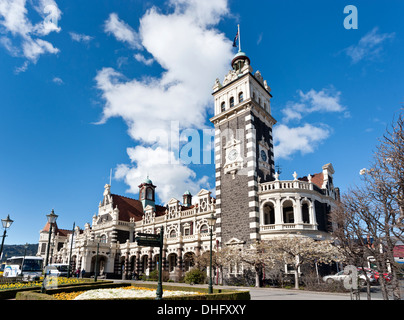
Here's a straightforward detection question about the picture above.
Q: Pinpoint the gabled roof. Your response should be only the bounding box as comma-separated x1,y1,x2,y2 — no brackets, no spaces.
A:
111,194,144,222
110,194,166,222
41,222,72,237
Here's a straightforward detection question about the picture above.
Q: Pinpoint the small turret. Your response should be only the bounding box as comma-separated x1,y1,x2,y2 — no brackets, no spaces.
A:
183,190,193,207
138,176,156,209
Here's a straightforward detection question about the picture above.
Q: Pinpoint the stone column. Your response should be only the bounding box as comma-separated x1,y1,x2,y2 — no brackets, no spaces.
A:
274,197,282,225
135,250,141,277
311,202,317,226
294,197,303,225
123,252,129,280
176,247,183,280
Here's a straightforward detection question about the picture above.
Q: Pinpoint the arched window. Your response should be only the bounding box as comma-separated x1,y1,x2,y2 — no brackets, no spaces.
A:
221,102,226,112
169,230,177,238
146,188,153,200
200,224,209,234
283,200,294,223
302,202,310,223
100,234,107,243
238,92,244,103
229,97,234,108
263,202,275,225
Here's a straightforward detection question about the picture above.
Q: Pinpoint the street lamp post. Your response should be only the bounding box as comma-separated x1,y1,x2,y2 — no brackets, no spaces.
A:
41,209,58,293
0,215,13,261
206,213,217,294
67,222,75,278
44,209,58,269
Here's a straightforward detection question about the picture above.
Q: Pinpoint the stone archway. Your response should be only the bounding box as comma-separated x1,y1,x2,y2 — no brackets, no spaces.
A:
90,255,108,277
183,252,196,272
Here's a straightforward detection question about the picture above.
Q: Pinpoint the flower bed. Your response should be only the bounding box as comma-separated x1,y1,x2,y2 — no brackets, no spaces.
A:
16,282,251,300
53,286,203,300
0,277,94,300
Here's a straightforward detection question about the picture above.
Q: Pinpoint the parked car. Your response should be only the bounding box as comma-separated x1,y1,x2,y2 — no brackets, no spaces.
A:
360,267,392,283
323,269,376,287
44,264,69,277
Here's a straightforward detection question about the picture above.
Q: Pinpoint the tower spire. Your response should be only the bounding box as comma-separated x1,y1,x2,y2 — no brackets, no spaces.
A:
238,24,241,52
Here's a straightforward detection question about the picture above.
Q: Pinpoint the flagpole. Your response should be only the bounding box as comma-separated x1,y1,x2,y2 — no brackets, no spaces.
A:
238,24,241,52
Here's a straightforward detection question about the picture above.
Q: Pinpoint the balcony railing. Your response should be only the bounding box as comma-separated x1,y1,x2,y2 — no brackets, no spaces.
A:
260,223,317,232
259,180,314,193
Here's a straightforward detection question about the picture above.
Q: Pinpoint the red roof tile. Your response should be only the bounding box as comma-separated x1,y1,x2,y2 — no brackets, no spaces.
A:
111,194,167,222
298,172,324,189
111,194,144,222
41,222,72,237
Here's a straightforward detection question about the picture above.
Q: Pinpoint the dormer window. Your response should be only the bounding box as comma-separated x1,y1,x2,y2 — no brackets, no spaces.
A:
221,102,226,112
229,97,234,108
238,92,244,103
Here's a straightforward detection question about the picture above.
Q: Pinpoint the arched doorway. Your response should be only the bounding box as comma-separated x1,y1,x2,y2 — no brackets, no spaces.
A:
282,200,294,223
183,252,196,272
263,202,275,225
302,201,310,223
90,255,108,277
167,253,177,273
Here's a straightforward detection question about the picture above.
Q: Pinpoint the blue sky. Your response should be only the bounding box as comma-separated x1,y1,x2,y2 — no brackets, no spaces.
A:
0,0,403,244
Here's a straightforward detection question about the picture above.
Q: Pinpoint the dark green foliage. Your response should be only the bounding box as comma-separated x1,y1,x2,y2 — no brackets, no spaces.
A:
184,268,206,284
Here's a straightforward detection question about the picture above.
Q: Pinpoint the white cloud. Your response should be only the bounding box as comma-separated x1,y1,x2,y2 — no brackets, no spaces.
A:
282,88,345,123
134,53,154,66
273,123,331,160
97,0,232,203
0,0,61,69
104,13,141,49
275,87,347,159
115,146,212,204
345,27,395,64
52,76,63,84
69,32,93,43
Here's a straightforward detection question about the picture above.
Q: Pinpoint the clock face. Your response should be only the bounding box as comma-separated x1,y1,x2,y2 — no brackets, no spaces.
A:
228,149,238,161
260,150,267,162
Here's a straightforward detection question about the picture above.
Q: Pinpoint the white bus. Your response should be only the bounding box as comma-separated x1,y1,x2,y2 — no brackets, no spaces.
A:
3,256,43,281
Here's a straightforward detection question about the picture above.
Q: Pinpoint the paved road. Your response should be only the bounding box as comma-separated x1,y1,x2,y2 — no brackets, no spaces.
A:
115,279,393,300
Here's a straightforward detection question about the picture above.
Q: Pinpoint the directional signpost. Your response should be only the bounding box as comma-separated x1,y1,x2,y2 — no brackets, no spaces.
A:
135,229,164,300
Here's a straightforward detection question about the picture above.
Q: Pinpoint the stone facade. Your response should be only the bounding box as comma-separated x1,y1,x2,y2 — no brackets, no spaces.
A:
37,49,339,281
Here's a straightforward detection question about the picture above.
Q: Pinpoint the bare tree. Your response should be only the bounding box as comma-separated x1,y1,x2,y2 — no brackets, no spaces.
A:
235,241,275,288
267,234,343,289
331,109,404,300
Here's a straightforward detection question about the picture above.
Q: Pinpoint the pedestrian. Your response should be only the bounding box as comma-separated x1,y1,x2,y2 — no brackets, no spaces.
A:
75,268,80,278
81,269,85,278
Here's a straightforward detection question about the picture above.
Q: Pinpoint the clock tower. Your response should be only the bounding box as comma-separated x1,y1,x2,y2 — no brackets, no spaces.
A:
210,49,276,246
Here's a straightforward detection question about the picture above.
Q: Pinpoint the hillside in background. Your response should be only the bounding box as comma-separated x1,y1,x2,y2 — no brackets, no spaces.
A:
0,244,38,262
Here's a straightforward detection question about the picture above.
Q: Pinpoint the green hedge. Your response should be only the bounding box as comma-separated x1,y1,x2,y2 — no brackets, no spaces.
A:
16,282,250,300
0,286,39,300
0,280,113,300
